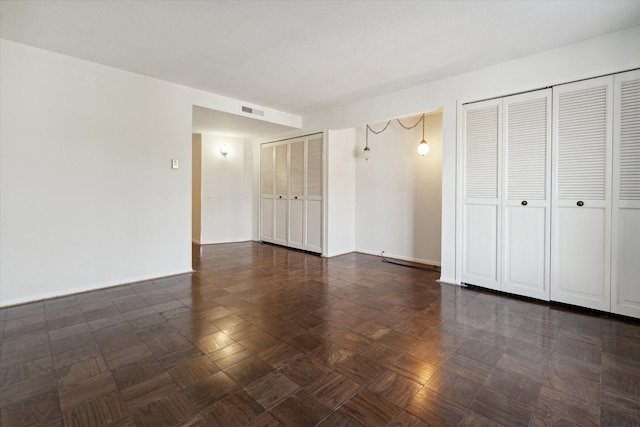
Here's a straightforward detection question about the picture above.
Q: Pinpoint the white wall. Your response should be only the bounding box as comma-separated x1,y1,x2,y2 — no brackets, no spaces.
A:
306,26,640,284
326,129,357,257
0,40,191,306
3,26,639,305
355,113,442,264
0,39,300,307
199,134,253,244
192,134,202,243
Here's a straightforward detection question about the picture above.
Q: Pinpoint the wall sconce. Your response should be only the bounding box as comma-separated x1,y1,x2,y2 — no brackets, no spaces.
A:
364,113,429,158
220,144,229,158
363,143,371,161
364,121,390,161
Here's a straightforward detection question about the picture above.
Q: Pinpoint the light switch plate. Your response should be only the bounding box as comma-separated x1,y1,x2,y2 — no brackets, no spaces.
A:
171,159,179,169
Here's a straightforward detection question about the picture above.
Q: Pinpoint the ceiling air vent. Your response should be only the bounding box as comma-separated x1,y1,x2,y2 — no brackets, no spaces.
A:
241,106,264,116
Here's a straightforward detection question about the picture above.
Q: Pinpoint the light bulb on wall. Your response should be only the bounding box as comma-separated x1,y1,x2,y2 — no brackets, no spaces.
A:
220,144,229,158
417,139,430,156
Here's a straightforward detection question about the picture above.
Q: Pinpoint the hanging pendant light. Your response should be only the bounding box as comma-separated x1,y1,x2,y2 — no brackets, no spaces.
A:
417,113,430,156
364,114,429,159
364,126,371,160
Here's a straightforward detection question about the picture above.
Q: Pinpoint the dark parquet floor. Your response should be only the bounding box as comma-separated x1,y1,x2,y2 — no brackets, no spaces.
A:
1,242,639,426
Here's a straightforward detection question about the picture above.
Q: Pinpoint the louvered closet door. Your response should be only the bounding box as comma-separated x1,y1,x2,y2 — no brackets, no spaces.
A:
274,143,289,246
551,76,613,311
289,139,305,248
260,145,275,242
612,69,640,318
502,89,551,300
461,99,501,290
305,135,323,253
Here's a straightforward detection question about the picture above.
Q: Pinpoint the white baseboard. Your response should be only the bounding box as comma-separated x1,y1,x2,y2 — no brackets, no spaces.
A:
0,269,194,308
437,277,460,286
198,239,253,245
324,249,357,258
356,249,441,267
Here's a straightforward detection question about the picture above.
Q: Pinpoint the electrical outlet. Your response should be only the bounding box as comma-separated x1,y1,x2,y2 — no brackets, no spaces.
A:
171,159,179,169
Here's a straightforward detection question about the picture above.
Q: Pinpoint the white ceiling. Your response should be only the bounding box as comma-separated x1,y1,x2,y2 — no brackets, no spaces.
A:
2,0,640,137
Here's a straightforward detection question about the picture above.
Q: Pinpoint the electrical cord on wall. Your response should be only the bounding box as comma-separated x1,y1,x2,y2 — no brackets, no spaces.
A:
380,251,441,272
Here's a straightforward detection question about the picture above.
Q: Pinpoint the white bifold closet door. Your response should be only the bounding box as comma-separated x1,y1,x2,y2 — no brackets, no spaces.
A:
260,145,275,242
551,76,613,311
612,69,640,318
501,89,551,300
260,134,323,253
461,99,502,290
288,140,305,248
287,135,323,253
260,142,289,247
305,136,323,253
274,143,289,246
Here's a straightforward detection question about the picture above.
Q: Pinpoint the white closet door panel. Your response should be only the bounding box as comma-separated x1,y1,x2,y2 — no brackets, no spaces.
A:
552,76,612,311
612,208,640,317
502,89,551,300
261,145,274,196
556,84,609,201
260,198,274,241
274,198,288,245
306,200,322,253
503,206,547,299
612,69,640,318
260,144,275,243
552,207,609,310
275,144,288,196
307,137,323,198
289,199,304,247
505,93,549,201
461,100,501,290
462,203,499,289
618,77,640,201
302,135,323,253
465,104,500,199
290,141,304,197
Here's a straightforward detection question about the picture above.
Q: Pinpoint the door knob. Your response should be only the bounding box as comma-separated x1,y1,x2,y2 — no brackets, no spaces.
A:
577,201,584,207
521,201,527,206
294,196,298,199
279,196,282,199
